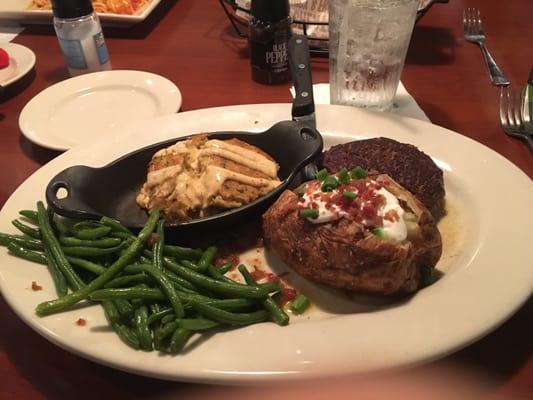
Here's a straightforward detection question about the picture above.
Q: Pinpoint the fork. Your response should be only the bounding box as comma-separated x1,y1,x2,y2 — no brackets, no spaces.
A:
500,86,533,152
463,8,510,86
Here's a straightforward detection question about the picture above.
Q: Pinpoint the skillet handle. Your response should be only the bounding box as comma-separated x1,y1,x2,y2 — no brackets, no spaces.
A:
289,35,315,119
45,166,103,220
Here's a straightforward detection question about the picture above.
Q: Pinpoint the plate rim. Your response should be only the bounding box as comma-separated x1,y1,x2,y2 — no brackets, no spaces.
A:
1,103,532,384
18,69,182,151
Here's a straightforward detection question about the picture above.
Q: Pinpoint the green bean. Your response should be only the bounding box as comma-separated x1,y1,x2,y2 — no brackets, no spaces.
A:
124,263,184,319
161,314,176,325
197,246,217,273
238,265,289,326
37,202,84,291
163,245,202,260
35,211,160,316
72,222,111,240
163,258,269,299
113,299,134,322
101,299,120,324
59,236,122,248
19,210,38,223
65,256,107,275
178,318,219,331
109,231,132,240
155,320,180,343
188,299,268,326
290,293,310,315
104,274,151,288
0,233,43,250
124,263,197,292
180,259,205,273
218,262,234,275
168,327,191,353
147,308,173,325
153,220,165,270
91,287,256,312
134,305,152,351
149,303,161,315
6,242,46,265
259,282,282,293
206,264,240,285
12,220,41,239
53,219,71,236
102,301,140,350
100,216,133,235
42,244,68,296
61,244,123,257
90,287,166,301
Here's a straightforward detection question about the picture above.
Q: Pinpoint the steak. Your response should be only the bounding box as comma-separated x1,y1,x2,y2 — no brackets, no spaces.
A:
320,138,445,219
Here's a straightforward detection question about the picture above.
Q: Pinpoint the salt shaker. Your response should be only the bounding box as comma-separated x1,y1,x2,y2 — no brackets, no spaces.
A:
52,0,111,76
249,0,292,84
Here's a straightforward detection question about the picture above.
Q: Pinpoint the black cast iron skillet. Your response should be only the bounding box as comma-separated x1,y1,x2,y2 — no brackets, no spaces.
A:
46,35,321,233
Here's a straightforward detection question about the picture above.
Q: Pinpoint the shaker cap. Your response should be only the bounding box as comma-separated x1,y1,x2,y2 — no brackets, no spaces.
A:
51,0,93,19
251,0,290,22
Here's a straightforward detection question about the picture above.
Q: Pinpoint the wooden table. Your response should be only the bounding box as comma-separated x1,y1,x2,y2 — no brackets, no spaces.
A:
1,0,531,398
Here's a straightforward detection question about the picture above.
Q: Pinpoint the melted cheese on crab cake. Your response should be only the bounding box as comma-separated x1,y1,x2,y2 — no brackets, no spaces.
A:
136,134,281,221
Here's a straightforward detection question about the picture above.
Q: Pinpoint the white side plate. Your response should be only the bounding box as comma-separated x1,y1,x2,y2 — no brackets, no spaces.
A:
1,104,532,384
0,42,36,87
19,70,182,151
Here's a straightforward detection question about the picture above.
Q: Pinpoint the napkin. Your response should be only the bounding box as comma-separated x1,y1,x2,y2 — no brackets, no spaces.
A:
0,23,24,43
290,82,429,122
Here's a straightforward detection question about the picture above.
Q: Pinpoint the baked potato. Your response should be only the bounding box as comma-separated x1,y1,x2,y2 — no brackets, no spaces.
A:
262,173,442,295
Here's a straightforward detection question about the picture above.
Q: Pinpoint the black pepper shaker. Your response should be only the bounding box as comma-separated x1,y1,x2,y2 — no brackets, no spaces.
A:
249,0,292,84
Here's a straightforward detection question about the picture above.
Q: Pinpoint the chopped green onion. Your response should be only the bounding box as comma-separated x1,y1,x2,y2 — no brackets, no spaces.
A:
351,166,368,179
342,191,357,200
321,176,339,192
299,208,319,219
316,169,329,181
371,228,387,239
336,168,350,184
290,294,310,314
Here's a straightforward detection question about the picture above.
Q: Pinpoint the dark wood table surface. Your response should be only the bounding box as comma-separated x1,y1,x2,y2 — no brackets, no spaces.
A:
1,0,531,399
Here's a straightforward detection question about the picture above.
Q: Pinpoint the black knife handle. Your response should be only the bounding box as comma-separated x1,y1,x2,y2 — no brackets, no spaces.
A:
288,35,315,119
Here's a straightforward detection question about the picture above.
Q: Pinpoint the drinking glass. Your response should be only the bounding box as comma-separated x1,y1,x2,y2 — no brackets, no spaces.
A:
329,0,419,111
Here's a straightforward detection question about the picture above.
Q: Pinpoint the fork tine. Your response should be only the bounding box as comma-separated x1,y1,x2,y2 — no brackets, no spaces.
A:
475,9,483,35
513,88,522,129
507,88,517,129
462,8,468,34
466,8,473,35
500,87,509,129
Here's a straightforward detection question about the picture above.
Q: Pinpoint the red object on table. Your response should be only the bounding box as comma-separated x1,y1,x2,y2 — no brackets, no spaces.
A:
0,48,9,69
0,0,532,399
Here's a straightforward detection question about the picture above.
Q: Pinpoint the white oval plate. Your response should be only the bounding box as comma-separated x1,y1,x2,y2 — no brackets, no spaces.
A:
0,42,36,87
19,70,182,151
1,104,532,384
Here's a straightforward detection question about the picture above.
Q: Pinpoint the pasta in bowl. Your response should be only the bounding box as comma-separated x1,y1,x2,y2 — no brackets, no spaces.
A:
28,0,152,15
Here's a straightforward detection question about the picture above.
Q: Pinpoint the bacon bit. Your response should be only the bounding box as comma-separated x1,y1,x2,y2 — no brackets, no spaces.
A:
31,281,42,291
251,268,280,284
214,253,240,268
76,318,87,326
384,209,400,222
362,205,377,219
277,287,298,305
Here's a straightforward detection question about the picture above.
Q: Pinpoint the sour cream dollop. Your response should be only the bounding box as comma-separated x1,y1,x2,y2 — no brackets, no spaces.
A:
297,178,408,242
